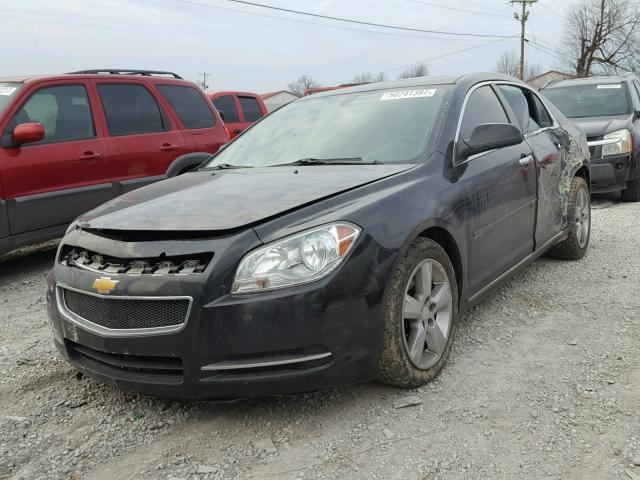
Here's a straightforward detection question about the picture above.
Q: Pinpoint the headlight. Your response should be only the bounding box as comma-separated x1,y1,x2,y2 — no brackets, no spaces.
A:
602,129,632,156
232,222,361,293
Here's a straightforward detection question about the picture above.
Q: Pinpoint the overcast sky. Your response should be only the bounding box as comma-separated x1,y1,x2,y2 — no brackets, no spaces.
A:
0,0,566,93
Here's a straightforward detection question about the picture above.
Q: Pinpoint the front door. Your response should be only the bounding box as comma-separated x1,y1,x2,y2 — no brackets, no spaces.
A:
212,94,243,138
0,82,111,235
458,85,538,294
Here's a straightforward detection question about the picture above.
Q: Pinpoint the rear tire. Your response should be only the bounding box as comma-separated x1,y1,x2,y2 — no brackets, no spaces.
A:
621,174,640,202
546,176,590,260
377,238,458,388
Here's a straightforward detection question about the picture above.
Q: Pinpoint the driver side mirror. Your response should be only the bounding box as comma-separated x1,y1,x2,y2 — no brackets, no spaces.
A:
458,123,523,160
12,123,45,146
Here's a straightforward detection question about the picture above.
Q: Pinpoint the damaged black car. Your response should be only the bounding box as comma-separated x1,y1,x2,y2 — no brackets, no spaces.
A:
47,73,591,399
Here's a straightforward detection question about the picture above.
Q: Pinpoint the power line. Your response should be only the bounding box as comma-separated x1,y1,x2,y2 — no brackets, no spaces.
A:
381,36,516,74
217,0,516,38
406,0,511,19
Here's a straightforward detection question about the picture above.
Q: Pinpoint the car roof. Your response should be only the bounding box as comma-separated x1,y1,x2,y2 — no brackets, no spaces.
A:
543,75,637,89
302,72,526,99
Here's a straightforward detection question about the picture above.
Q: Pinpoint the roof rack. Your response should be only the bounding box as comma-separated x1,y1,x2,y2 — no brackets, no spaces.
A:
67,69,183,79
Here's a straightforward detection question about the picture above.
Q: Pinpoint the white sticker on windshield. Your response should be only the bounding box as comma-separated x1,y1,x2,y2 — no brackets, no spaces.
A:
380,89,436,100
596,84,622,89
0,86,17,96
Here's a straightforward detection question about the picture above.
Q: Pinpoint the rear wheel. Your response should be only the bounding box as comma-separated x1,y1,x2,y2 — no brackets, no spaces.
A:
546,176,590,260
377,238,458,388
621,174,640,202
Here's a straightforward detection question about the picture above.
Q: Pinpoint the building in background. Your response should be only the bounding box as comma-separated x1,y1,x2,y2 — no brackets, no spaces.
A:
527,70,575,89
261,90,300,112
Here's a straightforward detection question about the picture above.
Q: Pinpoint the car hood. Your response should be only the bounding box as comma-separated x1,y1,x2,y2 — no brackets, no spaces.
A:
78,165,413,232
568,114,632,138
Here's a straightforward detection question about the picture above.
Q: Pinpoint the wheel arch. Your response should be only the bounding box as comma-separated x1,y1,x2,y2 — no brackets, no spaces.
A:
418,226,463,302
574,163,591,190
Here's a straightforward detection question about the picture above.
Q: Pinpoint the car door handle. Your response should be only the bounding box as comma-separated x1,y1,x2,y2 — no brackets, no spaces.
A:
160,143,179,151
79,151,102,161
518,154,533,167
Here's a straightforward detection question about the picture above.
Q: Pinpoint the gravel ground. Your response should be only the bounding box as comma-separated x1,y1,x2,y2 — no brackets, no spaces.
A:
1,197,639,480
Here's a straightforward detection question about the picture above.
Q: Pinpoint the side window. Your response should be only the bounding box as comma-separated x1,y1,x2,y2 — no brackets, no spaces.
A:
460,86,509,141
238,96,263,122
212,95,239,123
532,93,553,128
4,84,95,146
497,85,540,133
98,84,168,136
156,85,216,129
632,81,640,107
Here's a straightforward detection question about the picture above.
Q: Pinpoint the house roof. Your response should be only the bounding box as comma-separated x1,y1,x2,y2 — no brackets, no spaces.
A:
527,70,574,83
260,90,299,99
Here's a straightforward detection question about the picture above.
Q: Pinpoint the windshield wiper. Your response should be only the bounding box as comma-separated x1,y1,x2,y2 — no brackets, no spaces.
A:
270,157,382,167
201,163,252,170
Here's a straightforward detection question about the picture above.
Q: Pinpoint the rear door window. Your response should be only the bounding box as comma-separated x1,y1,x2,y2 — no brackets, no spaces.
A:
531,93,553,128
4,84,95,145
156,85,216,129
98,84,168,136
459,86,509,141
497,85,541,133
238,95,263,122
212,95,239,123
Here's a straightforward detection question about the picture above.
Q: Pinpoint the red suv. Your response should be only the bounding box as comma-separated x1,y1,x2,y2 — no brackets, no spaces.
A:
0,69,228,256
208,91,267,139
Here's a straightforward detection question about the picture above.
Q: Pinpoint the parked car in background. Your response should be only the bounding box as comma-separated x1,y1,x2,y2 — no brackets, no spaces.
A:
208,91,267,138
0,69,228,256
541,75,640,201
48,73,591,399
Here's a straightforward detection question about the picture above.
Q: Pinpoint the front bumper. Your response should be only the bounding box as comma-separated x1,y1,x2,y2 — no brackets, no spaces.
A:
46,229,397,399
587,142,636,193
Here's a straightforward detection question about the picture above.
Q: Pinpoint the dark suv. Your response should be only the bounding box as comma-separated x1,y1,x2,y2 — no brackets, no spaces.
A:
47,73,590,399
542,75,640,201
0,69,229,256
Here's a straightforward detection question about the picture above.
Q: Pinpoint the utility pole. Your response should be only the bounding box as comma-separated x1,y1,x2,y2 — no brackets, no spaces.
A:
511,0,537,80
198,72,211,90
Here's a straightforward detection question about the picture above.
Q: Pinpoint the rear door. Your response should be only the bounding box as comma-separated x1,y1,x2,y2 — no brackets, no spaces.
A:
212,94,243,138
93,81,189,194
496,84,564,247
0,81,111,235
458,85,537,294
155,84,226,154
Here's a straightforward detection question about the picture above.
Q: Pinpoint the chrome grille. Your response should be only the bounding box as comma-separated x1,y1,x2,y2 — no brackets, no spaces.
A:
61,288,190,330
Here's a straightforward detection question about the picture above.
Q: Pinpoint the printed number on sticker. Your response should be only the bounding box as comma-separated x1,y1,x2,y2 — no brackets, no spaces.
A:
381,89,436,100
596,84,622,89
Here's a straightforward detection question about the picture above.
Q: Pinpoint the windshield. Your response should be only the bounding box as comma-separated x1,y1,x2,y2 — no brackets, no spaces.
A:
0,83,21,114
542,83,630,118
203,86,450,168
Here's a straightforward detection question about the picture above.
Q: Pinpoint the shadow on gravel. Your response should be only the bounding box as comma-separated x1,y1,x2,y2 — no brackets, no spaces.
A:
0,240,59,285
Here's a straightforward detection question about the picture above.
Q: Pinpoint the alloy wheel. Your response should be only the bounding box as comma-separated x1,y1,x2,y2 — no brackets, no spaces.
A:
402,258,453,370
575,187,590,248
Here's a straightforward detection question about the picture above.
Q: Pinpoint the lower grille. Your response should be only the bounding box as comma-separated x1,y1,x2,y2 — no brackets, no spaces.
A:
68,341,183,382
61,288,190,331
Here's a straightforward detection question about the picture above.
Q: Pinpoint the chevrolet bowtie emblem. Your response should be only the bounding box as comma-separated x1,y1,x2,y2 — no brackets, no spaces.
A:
92,276,119,294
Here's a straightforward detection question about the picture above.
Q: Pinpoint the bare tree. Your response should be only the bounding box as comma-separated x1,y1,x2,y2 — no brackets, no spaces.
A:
564,0,640,77
352,72,387,84
495,51,543,80
397,63,429,79
287,74,319,96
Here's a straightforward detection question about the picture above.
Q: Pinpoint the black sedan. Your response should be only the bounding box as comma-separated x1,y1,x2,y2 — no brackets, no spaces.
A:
46,73,591,399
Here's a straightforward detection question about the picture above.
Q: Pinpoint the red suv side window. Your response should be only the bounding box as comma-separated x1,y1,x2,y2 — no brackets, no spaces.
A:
3,84,95,146
238,95,263,122
156,85,216,129
97,83,169,136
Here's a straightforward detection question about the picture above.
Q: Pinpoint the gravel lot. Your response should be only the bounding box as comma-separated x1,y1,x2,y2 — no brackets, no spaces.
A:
1,196,639,480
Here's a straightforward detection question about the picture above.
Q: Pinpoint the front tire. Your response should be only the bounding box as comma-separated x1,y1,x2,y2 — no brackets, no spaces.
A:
377,238,458,388
546,176,590,260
